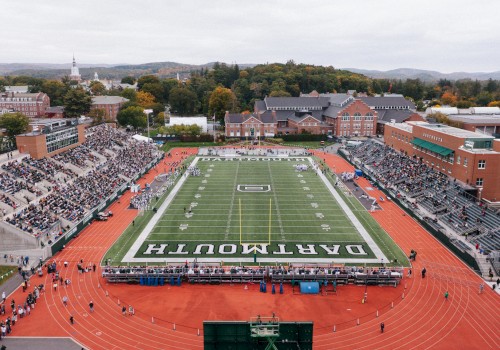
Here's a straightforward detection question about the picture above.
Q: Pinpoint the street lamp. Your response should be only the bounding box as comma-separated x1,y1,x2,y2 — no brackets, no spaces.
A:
144,109,153,141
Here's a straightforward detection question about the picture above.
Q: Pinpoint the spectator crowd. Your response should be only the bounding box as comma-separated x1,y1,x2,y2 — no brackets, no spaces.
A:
0,124,160,237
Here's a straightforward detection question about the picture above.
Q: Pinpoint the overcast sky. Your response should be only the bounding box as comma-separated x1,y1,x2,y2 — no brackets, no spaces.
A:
2,0,499,73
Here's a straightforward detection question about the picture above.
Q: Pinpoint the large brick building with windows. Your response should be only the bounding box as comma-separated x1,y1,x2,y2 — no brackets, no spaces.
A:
224,112,277,138
225,93,421,139
16,119,85,159
91,96,129,121
0,92,50,117
384,121,500,202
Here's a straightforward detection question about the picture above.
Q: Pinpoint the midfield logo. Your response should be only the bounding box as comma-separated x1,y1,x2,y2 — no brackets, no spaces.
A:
237,185,271,192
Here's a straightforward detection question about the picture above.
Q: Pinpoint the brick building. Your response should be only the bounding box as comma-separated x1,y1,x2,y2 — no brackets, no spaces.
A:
16,118,85,159
322,97,377,137
384,121,500,202
45,106,65,119
0,92,50,117
358,96,424,134
224,112,277,138
225,93,418,139
91,96,129,121
445,114,500,138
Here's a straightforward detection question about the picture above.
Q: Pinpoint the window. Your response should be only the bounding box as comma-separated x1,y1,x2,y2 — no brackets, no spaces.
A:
46,127,79,153
464,158,468,167
353,112,362,121
365,112,373,121
476,178,483,186
456,155,461,164
341,113,350,121
478,160,486,169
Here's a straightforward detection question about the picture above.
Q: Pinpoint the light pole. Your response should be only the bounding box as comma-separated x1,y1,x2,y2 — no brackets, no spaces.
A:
144,109,153,141
165,105,171,127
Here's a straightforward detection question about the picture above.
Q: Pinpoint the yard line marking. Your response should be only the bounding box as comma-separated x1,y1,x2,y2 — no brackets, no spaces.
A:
267,161,286,242
224,161,240,241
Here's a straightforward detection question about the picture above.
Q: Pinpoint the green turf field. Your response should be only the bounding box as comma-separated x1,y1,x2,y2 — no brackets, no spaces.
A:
107,156,409,266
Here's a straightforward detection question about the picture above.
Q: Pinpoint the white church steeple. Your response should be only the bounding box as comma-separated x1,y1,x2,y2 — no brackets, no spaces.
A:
70,54,82,82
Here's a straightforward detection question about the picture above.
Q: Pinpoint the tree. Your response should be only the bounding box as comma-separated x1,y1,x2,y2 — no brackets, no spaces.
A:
154,112,166,127
136,91,156,108
269,90,291,97
63,87,92,118
0,112,30,144
137,75,160,90
476,92,493,106
208,86,238,120
116,106,147,129
169,87,198,115
41,80,68,106
120,88,137,102
159,124,202,136
440,91,457,105
141,82,164,102
161,79,180,102
121,76,135,85
485,79,498,93
88,108,108,125
89,81,106,96
456,100,474,109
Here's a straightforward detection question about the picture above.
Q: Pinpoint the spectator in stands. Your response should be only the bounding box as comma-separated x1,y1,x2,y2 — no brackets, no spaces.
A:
1,124,159,237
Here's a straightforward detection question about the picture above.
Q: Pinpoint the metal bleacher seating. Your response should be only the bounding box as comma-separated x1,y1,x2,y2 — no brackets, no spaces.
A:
102,265,404,287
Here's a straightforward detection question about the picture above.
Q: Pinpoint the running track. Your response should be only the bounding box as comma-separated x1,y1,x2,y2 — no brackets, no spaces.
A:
6,148,499,349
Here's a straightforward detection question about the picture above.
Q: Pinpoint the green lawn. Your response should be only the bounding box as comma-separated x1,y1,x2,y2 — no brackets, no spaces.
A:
106,157,409,266
0,266,15,287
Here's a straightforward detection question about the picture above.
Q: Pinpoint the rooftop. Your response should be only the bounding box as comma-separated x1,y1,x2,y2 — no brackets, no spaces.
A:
409,121,494,139
92,96,129,105
447,114,500,125
359,96,415,109
263,96,330,109
387,122,413,132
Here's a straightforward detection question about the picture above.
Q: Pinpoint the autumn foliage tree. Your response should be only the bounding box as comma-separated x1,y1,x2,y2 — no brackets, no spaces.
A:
440,91,457,105
208,86,238,121
136,91,156,108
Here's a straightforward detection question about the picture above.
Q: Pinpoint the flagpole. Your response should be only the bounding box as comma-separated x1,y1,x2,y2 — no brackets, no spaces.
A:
213,114,216,143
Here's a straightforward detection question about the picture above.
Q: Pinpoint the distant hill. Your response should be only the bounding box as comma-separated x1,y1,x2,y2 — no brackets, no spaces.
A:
0,61,256,80
0,63,119,75
342,67,500,81
3,61,498,82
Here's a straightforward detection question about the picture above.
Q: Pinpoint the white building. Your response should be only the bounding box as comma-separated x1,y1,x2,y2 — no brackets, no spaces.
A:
70,55,82,82
167,116,208,133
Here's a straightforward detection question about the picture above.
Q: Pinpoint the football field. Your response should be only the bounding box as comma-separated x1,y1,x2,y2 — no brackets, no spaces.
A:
115,156,407,264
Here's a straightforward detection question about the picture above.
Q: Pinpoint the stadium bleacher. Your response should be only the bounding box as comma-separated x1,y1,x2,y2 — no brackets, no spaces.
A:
349,140,500,254
0,124,159,238
102,265,403,287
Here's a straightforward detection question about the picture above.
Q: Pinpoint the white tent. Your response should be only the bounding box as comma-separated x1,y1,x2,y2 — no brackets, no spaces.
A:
132,134,153,143
168,116,208,133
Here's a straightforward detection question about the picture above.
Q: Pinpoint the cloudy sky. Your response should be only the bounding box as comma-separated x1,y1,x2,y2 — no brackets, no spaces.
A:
2,0,499,72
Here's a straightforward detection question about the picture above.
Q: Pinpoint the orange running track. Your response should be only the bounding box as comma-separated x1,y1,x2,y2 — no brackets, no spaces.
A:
6,148,499,349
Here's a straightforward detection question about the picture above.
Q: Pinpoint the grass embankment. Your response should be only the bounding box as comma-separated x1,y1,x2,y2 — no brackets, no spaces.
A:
0,266,15,287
